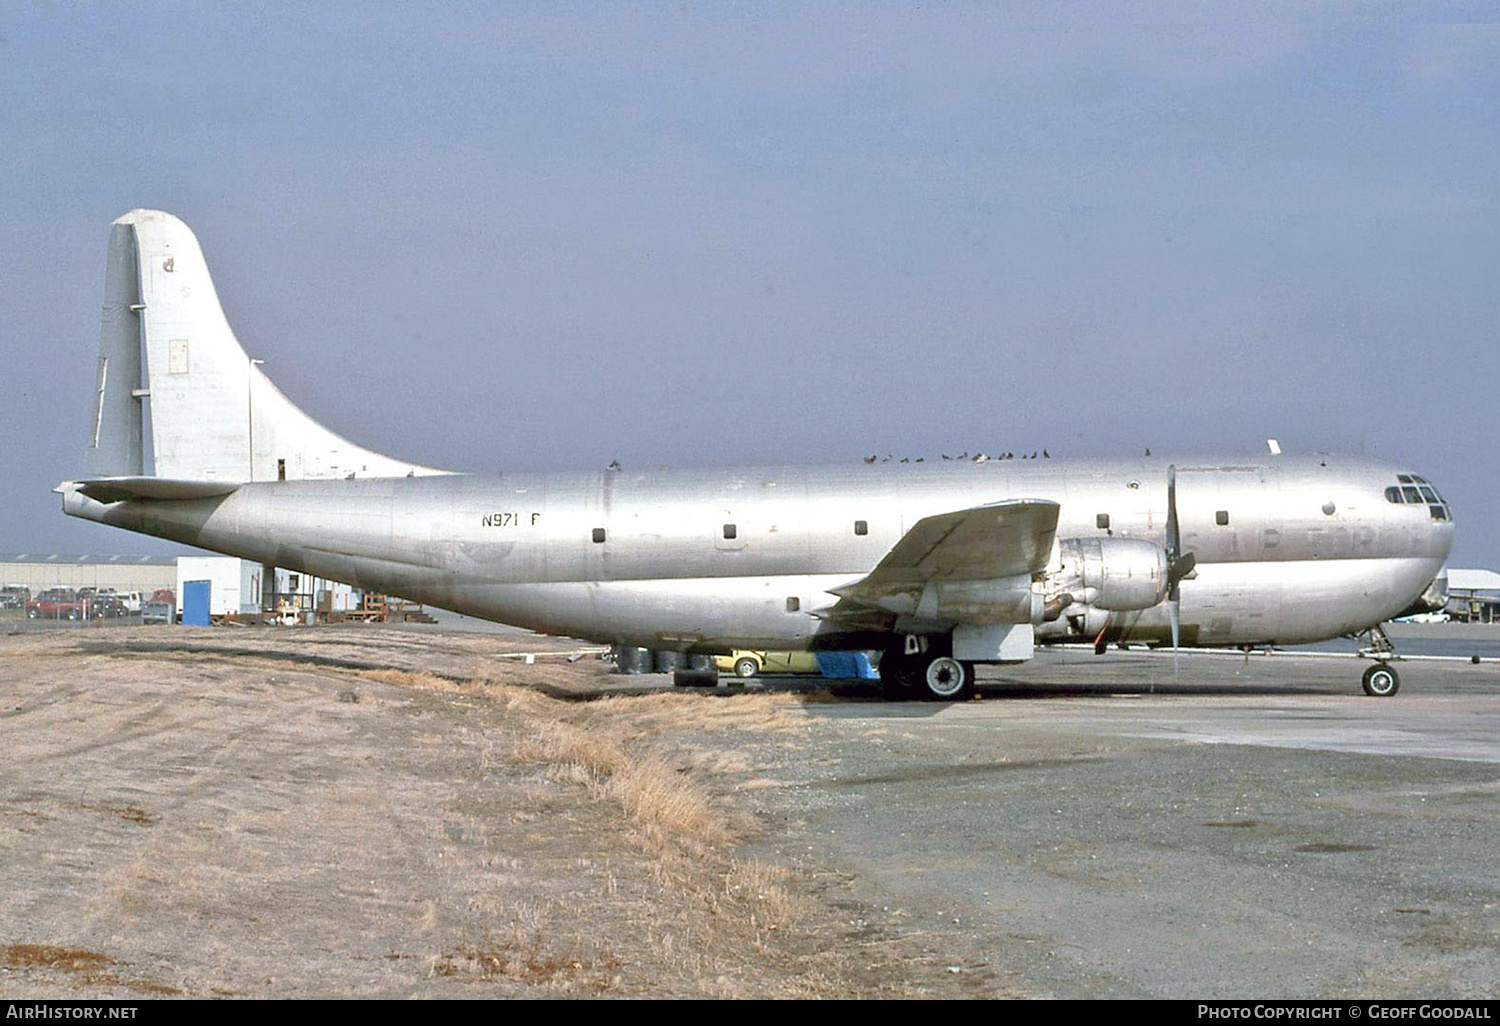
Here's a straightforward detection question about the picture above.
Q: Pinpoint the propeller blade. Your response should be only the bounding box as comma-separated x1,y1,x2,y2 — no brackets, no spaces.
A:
1164,464,1196,588
1166,464,1179,564
1169,589,1181,678
1165,463,1185,680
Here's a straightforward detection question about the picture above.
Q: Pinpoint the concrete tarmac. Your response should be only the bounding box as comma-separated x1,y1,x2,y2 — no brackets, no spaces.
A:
752,647,1500,998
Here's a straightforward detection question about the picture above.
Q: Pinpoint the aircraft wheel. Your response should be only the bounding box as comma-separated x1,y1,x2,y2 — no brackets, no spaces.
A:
922,656,973,701
1362,663,1400,697
734,657,760,678
878,651,918,700
672,668,719,688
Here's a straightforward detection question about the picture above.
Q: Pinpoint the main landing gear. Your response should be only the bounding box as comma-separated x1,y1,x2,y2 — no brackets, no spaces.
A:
879,636,975,702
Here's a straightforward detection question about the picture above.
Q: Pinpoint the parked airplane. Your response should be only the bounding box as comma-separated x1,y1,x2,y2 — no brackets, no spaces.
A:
58,210,1453,699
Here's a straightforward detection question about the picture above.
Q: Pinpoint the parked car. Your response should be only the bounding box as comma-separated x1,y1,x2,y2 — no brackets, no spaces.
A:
141,600,175,625
26,589,92,620
713,650,822,678
91,594,129,618
0,586,30,609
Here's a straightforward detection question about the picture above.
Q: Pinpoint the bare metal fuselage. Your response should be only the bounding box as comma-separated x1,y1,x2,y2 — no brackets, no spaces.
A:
66,453,1452,652
61,211,1454,672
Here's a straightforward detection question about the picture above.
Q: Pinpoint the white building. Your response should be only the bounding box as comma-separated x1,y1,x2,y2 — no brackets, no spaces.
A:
0,553,176,594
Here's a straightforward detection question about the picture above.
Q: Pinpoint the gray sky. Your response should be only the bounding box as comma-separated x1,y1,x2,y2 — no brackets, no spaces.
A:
3,3,1497,567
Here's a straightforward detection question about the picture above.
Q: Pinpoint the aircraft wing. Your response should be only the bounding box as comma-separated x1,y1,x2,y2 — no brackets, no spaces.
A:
830,498,1060,609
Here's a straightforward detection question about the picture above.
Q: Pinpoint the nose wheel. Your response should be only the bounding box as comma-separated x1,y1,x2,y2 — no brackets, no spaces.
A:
1349,624,1403,697
1361,663,1400,697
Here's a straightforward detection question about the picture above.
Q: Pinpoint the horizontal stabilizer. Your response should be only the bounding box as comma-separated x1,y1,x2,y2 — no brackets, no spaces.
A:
64,476,242,504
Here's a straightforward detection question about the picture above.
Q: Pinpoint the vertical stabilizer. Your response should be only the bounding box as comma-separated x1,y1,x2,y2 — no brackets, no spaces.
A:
84,223,145,477
102,209,450,482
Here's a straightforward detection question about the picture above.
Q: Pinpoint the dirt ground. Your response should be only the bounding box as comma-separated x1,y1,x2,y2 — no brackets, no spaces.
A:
0,623,1017,999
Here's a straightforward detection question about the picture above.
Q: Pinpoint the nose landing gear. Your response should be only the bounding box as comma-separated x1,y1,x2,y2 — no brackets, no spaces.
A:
1362,663,1400,697
1352,624,1402,697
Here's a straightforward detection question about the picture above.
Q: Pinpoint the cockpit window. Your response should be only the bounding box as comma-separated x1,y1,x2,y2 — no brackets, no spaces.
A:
1388,474,1452,520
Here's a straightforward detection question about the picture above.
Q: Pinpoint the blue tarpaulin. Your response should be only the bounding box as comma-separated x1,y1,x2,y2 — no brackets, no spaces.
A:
814,651,878,679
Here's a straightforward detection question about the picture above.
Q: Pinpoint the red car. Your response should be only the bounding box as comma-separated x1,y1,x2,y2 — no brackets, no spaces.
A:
26,589,92,620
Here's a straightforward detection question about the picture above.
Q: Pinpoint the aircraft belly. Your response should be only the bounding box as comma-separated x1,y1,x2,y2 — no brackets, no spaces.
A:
1179,556,1445,645
451,575,850,649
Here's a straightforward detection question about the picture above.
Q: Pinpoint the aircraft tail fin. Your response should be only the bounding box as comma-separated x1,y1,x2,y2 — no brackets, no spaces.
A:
88,209,450,483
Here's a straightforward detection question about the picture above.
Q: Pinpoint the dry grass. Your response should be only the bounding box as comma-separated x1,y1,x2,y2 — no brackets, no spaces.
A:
1,944,184,996
365,672,804,863
723,859,814,936
430,924,624,994
511,718,730,856
2,944,114,971
573,690,804,735
356,667,830,988
612,756,730,851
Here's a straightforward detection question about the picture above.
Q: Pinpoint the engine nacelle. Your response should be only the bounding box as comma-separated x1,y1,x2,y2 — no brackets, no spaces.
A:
1052,537,1169,612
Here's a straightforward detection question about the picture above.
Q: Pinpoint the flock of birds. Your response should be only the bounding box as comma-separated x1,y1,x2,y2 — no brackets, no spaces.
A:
862,450,1050,464
603,447,1158,472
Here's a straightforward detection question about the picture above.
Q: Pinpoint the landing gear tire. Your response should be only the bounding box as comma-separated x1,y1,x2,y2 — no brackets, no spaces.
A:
672,668,719,688
922,656,973,702
878,651,919,700
733,657,759,678
1362,663,1400,697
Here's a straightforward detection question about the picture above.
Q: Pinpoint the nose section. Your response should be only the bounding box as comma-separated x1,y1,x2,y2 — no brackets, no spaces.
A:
1399,566,1450,618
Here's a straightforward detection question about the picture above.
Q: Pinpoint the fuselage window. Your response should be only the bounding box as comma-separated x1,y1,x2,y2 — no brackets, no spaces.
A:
854,520,868,536
785,597,800,612
592,527,606,543
1096,513,1110,530
722,523,737,540
1216,510,1230,526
